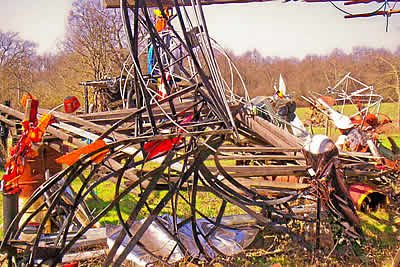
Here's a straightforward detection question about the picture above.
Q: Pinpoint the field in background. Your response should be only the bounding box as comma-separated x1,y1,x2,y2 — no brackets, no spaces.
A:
296,102,400,147
296,102,399,129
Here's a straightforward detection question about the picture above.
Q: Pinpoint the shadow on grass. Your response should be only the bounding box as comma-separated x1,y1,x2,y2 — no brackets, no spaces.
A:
86,192,139,226
360,208,399,242
359,207,400,264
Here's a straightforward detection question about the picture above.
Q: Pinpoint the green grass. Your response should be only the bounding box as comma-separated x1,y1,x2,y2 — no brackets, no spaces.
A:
71,178,245,227
357,208,400,266
74,170,400,266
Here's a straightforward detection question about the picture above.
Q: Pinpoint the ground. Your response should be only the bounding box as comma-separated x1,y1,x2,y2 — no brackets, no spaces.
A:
1,103,400,265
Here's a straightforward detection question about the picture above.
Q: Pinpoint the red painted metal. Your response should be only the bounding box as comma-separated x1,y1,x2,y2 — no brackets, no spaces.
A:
64,96,80,113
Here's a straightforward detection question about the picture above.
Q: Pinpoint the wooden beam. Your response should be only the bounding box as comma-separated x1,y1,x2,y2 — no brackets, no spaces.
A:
245,117,306,165
208,165,307,177
216,155,305,161
104,0,399,8
77,108,138,120
0,114,16,127
305,0,397,2
104,0,398,8
39,108,128,141
345,9,400,18
0,104,24,121
62,249,107,263
218,146,301,153
103,0,273,8
252,117,302,149
233,177,310,190
52,121,112,143
344,168,388,177
76,101,199,122
115,120,224,134
79,110,194,125
110,129,233,144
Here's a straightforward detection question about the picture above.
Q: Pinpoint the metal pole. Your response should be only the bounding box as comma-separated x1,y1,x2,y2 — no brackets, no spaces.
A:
3,101,19,266
3,193,18,234
84,85,89,114
3,192,18,267
316,197,321,250
324,117,329,136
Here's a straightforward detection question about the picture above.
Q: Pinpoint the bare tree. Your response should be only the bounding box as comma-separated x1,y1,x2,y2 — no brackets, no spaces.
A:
63,0,127,80
377,56,400,127
0,30,37,104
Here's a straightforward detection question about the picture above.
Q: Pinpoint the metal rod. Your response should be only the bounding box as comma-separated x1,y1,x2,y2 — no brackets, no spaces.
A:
84,85,89,114
316,197,321,250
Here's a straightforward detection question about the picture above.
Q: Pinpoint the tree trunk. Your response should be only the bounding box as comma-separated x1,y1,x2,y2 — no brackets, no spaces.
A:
378,57,400,128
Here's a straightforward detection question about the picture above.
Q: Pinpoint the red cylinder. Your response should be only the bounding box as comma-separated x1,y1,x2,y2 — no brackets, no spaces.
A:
348,184,387,211
64,96,80,113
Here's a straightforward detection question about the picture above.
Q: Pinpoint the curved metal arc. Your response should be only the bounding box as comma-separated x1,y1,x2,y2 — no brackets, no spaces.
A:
0,165,79,251
56,150,120,249
28,162,92,266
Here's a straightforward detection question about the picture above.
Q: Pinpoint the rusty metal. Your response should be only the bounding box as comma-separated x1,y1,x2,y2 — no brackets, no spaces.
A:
0,0,385,266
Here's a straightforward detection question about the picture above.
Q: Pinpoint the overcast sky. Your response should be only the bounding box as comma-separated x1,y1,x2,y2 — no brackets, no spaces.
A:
1,0,400,59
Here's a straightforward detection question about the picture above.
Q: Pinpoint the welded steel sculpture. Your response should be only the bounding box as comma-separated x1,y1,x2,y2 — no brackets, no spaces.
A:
0,0,375,266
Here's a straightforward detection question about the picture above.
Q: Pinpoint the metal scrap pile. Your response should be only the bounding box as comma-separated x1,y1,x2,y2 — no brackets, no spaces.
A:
0,1,385,266
303,74,400,213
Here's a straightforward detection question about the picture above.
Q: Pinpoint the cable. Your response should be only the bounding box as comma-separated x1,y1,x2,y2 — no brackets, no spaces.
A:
329,0,389,19
328,0,353,15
